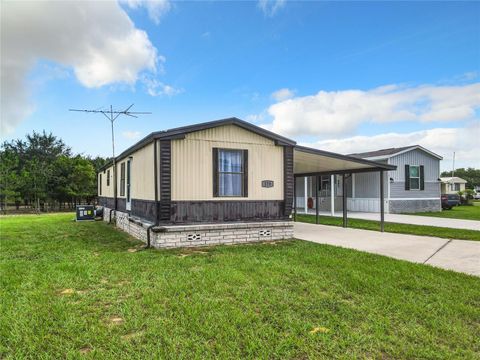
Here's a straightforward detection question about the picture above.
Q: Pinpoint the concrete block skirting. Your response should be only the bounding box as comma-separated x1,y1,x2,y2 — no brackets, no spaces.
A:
103,207,294,249
389,199,441,214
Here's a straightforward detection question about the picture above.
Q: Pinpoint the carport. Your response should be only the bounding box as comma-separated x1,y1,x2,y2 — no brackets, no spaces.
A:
293,146,397,231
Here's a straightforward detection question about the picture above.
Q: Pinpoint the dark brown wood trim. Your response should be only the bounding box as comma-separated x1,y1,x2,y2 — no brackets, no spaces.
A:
170,200,288,223
154,139,159,223
243,149,248,197
98,197,156,222
212,148,219,197
131,199,157,222
284,146,294,216
159,140,171,221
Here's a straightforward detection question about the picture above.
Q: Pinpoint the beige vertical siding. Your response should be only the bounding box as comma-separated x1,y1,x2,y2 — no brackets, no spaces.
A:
171,124,284,201
98,165,114,198
98,142,156,201
129,142,156,200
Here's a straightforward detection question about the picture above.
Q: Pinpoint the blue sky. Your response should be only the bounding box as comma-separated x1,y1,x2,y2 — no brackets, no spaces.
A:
2,0,479,170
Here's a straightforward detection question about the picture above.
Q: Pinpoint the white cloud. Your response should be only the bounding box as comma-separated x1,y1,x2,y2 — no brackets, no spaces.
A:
261,82,480,138
302,122,480,171
257,0,286,17
1,0,160,135
271,88,295,102
142,76,183,97
122,0,171,24
245,113,265,123
122,130,142,140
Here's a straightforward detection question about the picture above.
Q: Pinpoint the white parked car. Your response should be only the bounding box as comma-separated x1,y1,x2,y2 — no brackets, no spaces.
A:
474,192,480,200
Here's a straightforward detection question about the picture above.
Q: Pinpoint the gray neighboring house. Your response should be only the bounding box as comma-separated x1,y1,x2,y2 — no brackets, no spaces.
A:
349,145,443,213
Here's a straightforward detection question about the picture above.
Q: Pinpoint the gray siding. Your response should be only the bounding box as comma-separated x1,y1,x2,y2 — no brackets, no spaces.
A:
353,172,387,198
388,149,441,199
389,149,440,182
390,182,440,199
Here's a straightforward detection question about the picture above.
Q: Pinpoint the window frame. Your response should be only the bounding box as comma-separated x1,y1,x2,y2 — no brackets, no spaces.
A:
214,148,247,198
409,165,420,190
106,169,110,186
120,162,126,197
317,175,330,192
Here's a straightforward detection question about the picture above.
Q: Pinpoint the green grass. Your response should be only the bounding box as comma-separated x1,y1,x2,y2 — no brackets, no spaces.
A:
1,214,480,359
412,203,480,221
296,214,480,241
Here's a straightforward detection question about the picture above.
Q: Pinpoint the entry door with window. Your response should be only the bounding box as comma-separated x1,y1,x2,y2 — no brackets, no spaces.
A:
126,159,132,211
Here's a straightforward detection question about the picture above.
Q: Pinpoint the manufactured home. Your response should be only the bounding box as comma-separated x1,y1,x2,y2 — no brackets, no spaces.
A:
440,177,467,194
98,118,395,248
296,145,443,214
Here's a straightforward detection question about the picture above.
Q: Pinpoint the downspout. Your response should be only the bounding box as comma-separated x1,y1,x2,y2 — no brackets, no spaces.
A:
109,208,115,223
146,139,159,248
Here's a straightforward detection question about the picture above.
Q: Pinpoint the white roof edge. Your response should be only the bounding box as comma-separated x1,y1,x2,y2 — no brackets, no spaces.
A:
392,145,443,160
363,145,443,161
440,177,467,183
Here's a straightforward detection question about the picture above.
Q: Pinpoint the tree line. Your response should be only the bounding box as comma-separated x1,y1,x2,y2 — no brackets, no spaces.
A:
440,168,480,190
0,131,109,213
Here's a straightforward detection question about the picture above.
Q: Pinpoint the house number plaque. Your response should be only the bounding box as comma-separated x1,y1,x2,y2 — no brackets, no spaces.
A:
261,180,274,188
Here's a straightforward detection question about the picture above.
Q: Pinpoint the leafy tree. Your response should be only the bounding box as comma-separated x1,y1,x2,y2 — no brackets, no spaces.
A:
0,131,108,212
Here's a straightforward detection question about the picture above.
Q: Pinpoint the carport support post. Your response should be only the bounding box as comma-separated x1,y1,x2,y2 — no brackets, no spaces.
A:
315,175,319,224
330,174,335,217
293,175,297,221
380,170,385,232
304,177,308,214
342,174,347,228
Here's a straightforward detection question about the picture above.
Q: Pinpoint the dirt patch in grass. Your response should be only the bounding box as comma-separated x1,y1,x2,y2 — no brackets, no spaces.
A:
108,316,124,325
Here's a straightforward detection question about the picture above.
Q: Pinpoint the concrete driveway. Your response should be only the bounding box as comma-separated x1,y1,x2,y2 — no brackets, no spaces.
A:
294,222,480,277
299,210,480,231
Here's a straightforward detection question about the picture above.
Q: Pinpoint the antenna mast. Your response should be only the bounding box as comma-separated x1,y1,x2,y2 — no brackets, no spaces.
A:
69,104,151,212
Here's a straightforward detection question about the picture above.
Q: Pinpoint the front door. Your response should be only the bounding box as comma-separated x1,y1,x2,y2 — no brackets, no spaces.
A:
126,159,132,211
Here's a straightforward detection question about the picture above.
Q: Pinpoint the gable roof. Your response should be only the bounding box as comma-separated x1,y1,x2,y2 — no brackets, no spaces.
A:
99,117,296,171
440,177,467,184
349,145,443,160
150,117,296,145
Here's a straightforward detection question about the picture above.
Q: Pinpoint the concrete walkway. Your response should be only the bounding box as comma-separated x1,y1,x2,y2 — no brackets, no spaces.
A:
299,210,480,231
294,222,480,276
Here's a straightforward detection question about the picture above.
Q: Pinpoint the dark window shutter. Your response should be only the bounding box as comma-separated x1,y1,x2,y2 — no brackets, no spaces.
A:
405,165,410,190
243,149,248,197
420,165,425,190
212,148,218,197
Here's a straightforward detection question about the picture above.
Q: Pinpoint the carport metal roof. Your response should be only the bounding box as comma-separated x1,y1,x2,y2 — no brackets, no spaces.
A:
294,145,396,176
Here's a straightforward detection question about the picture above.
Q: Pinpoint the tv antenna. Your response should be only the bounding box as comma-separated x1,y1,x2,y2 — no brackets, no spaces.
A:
69,104,151,211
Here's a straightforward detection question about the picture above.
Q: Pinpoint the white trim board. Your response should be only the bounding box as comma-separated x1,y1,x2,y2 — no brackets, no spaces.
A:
347,197,440,201
389,198,440,201
362,145,443,161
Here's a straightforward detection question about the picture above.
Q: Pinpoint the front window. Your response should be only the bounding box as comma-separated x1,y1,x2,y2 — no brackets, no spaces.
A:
99,174,102,195
218,149,244,197
409,165,420,190
107,169,110,186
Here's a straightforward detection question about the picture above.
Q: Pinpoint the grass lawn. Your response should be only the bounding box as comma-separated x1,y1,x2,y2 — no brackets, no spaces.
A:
296,214,480,241
413,203,480,221
1,214,479,359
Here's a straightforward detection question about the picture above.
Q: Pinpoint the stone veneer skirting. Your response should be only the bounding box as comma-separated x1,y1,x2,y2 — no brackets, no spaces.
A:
103,207,294,249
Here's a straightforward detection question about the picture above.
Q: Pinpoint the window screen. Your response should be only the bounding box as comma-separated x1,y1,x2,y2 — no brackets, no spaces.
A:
217,149,244,197
409,165,420,190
